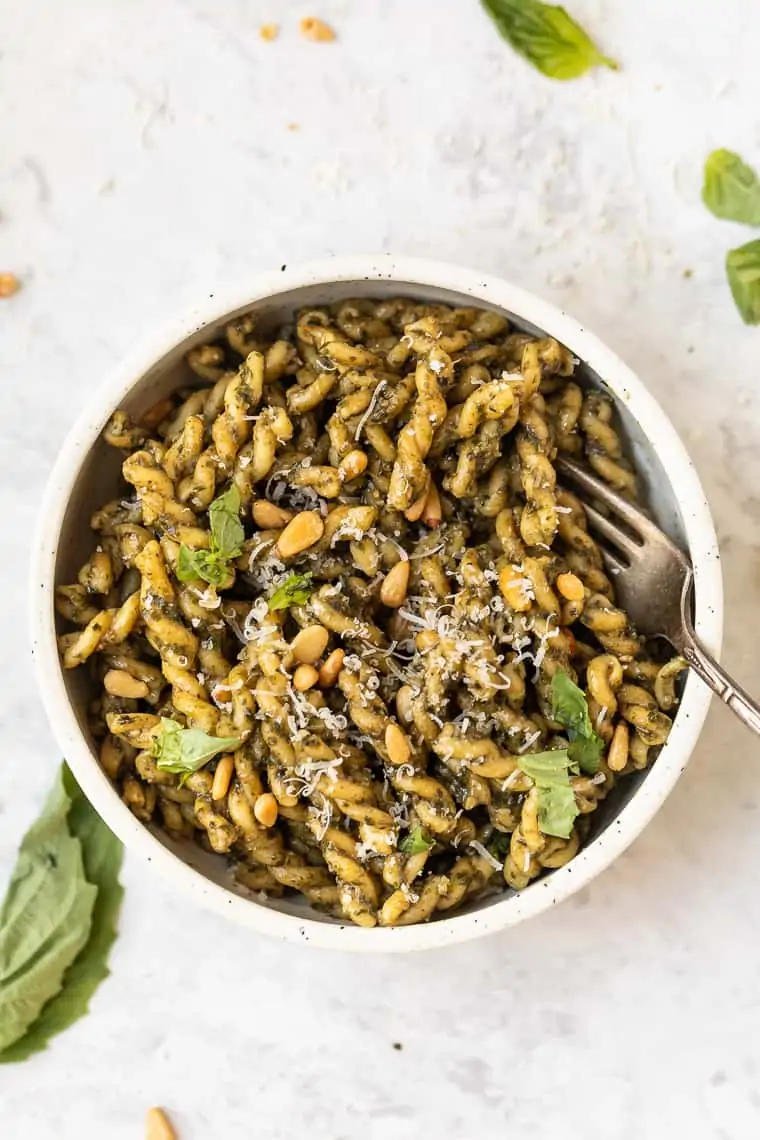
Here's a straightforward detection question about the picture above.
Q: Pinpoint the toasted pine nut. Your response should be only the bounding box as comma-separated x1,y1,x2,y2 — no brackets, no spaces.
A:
141,397,175,430
254,792,279,827
339,449,368,481
395,684,414,726
259,22,279,40
276,510,324,558
293,663,319,691
499,566,532,612
415,629,439,652
318,648,345,687
380,559,410,608
146,1107,177,1140
556,572,585,602
607,721,629,772
211,753,235,800
253,500,294,529
300,16,336,41
385,722,411,767
405,486,429,522
103,669,150,700
421,481,442,528
0,273,21,298
291,624,329,664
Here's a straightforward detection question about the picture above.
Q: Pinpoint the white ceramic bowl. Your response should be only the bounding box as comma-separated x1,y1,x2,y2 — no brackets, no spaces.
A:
31,256,723,952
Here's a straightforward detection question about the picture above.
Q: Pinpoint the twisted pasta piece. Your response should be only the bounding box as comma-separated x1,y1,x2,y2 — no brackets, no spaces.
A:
387,349,449,510
579,391,637,498
517,394,558,547
134,540,199,669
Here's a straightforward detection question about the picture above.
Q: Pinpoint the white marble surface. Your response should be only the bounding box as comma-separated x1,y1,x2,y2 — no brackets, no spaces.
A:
3,1,760,1136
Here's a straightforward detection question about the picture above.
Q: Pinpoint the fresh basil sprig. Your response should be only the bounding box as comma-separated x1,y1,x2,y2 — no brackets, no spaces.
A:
176,485,244,587
267,573,314,612
703,150,760,226
480,0,617,81
152,719,241,781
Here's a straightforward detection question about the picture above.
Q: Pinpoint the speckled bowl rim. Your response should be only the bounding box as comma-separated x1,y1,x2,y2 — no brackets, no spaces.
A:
31,255,723,952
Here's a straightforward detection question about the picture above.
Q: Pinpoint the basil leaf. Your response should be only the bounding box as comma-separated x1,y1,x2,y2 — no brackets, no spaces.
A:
1,767,124,1063
0,770,97,1056
536,783,578,839
551,672,603,774
152,718,241,779
518,748,580,839
268,573,314,612
176,545,207,582
518,748,574,786
481,0,617,81
703,150,760,226
209,485,244,561
176,547,229,588
551,672,593,736
399,827,434,854
726,239,760,325
568,734,602,776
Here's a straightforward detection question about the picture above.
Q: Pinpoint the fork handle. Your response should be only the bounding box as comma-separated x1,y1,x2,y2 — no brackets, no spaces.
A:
678,628,760,735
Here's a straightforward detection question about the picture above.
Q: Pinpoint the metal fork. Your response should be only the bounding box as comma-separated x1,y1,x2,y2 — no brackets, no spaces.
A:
558,456,760,735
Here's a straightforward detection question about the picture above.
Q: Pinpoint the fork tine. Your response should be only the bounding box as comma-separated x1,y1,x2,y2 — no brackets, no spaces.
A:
557,456,661,539
600,546,627,578
582,503,642,560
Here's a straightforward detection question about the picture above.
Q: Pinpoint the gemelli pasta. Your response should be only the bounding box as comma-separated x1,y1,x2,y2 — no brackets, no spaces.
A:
56,297,686,927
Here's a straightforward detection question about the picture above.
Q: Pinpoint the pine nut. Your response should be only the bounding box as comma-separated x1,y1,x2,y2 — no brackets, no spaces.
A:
556,571,585,602
499,566,532,612
276,510,324,558
380,559,410,608
253,500,294,529
103,669,149,699
300,16,336,41
607,721,629,772
145,1108,177,1140
338,449,368,481
395,684,414,726
293,663,319,691
318,648,345,687
211,753,235,800
290,624,329,664
254,792,279,827
0,273,21,298
421,481,442,528
385,722,411,766
405,486,429,522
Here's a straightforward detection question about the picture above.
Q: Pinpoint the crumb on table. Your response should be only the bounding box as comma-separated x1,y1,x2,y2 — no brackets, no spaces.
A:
0,273,21,298
260,23,279,41
300,17,336,42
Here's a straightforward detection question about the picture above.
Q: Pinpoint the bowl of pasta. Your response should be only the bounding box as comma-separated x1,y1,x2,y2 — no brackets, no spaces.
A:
32,256,722,951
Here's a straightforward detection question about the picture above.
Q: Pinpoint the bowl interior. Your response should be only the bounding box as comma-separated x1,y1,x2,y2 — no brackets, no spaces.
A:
53,278,694,926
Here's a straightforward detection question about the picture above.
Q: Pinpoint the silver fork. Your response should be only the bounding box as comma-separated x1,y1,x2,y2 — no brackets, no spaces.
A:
558,456,760,735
